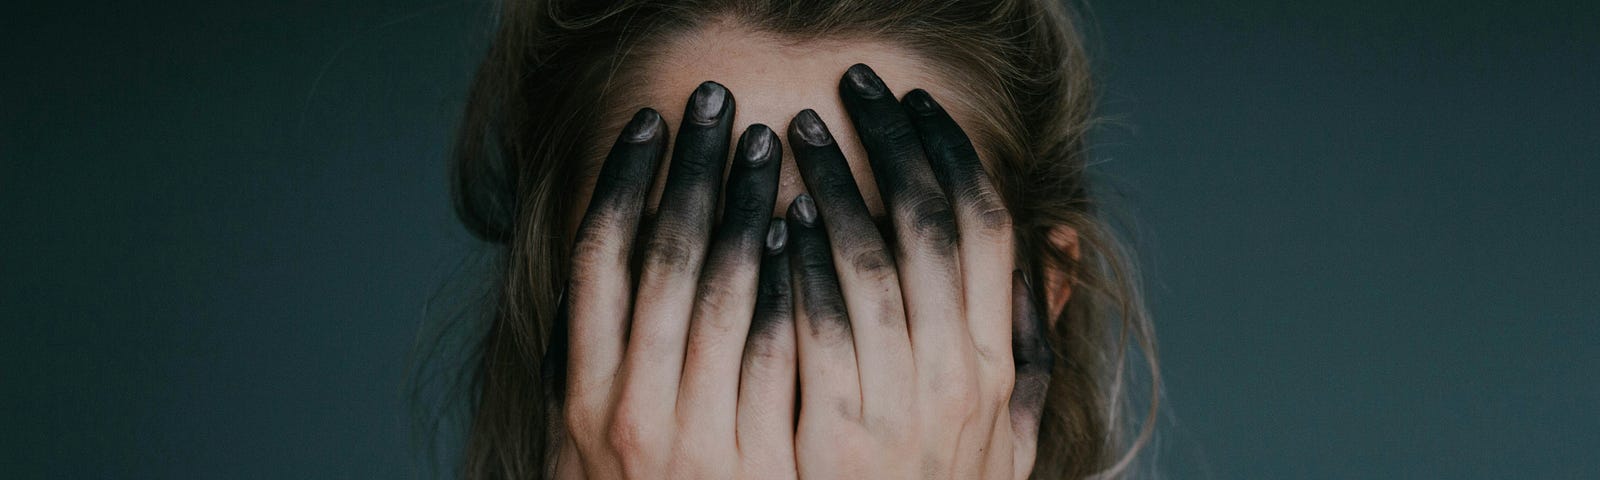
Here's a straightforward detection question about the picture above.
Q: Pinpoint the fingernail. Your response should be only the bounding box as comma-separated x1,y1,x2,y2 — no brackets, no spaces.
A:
741,124,774,166
765,218,788,254
689,81,728,125
904,89,939,115
622,108,661,143
790,194,818,227
792,109,832,146
844,63,886,99
1017,269,1037,292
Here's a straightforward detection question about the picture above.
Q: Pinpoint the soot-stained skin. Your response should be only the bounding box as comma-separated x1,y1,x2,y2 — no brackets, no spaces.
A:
786,194,852,335
576,108,670,247
643,81,737,271
699,124,782,282
788,109,895,275
901,89,1011,233
565,106,667,400
749,219,792,340
1009,270,1055,434
575,107,670,297
838,63,961,256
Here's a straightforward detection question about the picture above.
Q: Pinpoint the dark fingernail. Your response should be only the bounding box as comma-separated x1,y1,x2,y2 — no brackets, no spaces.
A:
844,63,886,99
904,89,939,115
790,194,818,227
792,109,832,146
741,124,775,166
689,81,728,124
622,108,661,143
765,218,788,254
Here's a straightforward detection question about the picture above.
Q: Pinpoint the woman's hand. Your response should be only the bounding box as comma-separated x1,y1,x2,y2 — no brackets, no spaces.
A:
784,64,1054,479
558,82,798,479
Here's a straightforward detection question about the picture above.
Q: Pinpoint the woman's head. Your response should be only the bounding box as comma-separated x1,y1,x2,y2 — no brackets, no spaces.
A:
447,0,1155,477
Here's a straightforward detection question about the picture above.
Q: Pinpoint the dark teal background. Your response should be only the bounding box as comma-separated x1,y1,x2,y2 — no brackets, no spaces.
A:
4,0,1596,477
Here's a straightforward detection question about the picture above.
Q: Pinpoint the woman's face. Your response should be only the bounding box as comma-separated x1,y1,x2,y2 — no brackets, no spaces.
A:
572,21,989,226
567,22,1077,322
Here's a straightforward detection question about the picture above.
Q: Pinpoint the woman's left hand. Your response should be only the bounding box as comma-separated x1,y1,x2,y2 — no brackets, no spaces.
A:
783,64,1055,479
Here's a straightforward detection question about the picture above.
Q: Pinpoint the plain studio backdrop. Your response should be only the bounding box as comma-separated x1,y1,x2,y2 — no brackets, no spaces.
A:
3,0,1595,477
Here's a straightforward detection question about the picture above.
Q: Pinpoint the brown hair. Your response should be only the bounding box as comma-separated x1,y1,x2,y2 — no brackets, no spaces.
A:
428,0,1158,478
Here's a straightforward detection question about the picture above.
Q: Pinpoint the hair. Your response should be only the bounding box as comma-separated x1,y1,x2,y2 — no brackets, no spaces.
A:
422,0,1159,478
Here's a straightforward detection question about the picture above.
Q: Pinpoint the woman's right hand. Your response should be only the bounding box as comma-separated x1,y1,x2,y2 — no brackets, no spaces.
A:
556,82,798,479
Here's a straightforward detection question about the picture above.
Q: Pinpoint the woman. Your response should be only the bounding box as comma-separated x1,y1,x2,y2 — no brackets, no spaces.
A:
437,0,1157,478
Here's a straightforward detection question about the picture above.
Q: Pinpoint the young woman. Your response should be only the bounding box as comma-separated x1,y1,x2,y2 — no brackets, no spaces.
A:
441,1,1157,477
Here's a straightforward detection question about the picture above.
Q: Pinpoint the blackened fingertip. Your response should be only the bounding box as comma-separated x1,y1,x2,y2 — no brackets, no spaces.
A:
791,109,832,146
765,218,788,254
843,63,887,99
740,124,775,166
904,89,940,115
622,108,662,143
688,81,729,125
789,194,818,227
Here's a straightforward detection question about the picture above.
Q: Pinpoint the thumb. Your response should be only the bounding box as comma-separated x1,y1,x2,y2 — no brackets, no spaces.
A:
1009,270,1054,477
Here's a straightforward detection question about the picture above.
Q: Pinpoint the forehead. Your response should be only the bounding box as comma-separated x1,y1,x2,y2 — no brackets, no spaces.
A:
583,21,987,222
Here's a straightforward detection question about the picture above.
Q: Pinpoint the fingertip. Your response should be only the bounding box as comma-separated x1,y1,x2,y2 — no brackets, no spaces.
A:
789,109,832,147
787,193,819,227
765,218,788,255
842,63,888,99
739,123,777,166
902,88,941,116
621,107,665,143
688,81,731,125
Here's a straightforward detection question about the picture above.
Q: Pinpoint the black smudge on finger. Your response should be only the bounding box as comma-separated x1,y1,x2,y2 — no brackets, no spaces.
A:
750,219,792,340
641,81,735,271
787,109,895,275
1009,270,1055,432
839,64,959,256
579,108,668,228
711,124,782,254
786,195,851,335
902,88,1011,234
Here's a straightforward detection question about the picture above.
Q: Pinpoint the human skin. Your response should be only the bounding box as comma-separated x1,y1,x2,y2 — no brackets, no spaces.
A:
556,52,1057,477
544,18,1072,478
571,22,1077,332
570,21,973,224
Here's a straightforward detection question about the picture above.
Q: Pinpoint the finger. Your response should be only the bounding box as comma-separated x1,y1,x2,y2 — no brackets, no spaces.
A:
902,88,1017,370
622,81,735,408
567,108,668,400
1009,271,1054,476
786,195,863,419
679,125,782,427
788,109,912,415
737,219,798,470
839,64,970,379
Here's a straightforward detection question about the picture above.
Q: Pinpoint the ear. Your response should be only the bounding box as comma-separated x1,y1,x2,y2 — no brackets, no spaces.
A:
1041,225,1080,326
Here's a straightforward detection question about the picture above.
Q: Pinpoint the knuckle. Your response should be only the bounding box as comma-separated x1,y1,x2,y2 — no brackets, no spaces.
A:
741,337,788,366
846,246,895,278
693,280,731,313
863,122,920,147
991,365,1018,405
605,408,655,458
927,362,983,419
562,401,600,438
903,192,960,250
960,185,1013,234
572,222,626,268
642,230,701,271
804,300,852,336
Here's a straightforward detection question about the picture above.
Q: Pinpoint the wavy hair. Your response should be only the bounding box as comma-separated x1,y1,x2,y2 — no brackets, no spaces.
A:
416,0,1160,478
